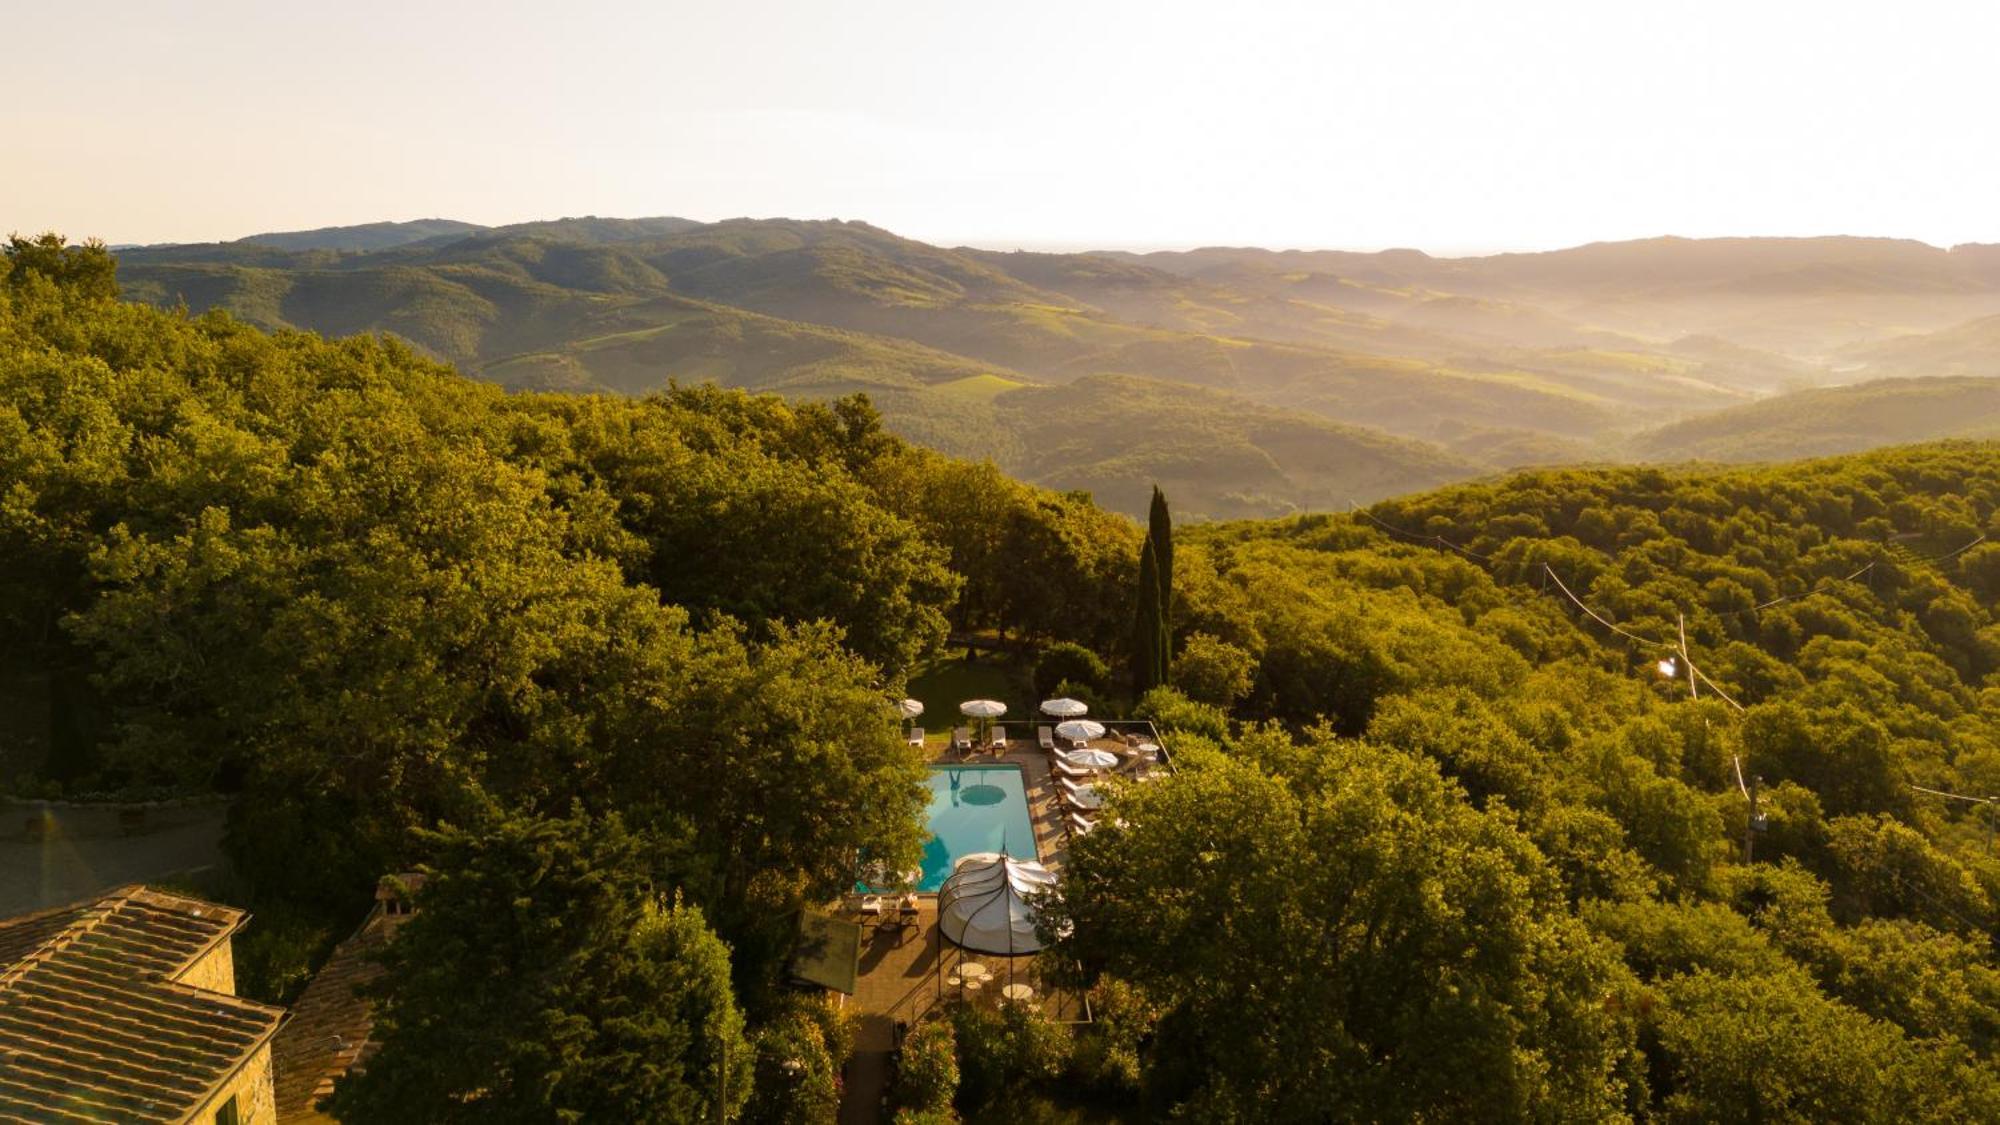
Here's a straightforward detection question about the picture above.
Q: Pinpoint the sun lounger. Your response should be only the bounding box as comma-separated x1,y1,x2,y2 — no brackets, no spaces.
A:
988,725,1007,751
1037,727,1056,751
1068,812,1096,837
1052,760,1095,782
1057,778,1100,811
907,726,925,747
858,894,885,919
950,727,973,755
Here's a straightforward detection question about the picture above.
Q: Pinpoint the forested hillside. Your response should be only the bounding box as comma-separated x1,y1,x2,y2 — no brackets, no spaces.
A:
115,219,2000,520
7,236,2000,1120
1634,376,2000,461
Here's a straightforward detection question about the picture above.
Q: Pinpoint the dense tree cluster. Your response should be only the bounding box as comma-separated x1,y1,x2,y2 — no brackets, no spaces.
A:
1045,446,2000,1120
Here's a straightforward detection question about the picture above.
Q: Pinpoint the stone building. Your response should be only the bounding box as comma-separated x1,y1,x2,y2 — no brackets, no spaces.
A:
0,885,286,1123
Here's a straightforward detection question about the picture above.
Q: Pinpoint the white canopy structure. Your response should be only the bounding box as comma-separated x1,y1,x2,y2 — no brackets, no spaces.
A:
1039,697,1088,718
897,698,925,720
959,699,1007,719
936,852,1057,956
1055,719,1106,742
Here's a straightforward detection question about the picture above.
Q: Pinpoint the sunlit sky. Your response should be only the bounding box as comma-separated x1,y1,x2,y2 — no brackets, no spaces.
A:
10,1,2000,253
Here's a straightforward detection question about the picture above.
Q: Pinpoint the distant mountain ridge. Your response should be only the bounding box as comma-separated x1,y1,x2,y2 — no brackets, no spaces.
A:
239,218,487,252
106,218,2000,517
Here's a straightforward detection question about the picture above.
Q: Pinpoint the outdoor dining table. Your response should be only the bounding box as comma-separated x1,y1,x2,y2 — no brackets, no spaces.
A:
1002,983,1035,1002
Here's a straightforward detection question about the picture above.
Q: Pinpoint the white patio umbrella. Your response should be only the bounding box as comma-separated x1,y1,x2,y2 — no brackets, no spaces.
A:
1055,719,1106,742
1068,784,1105,810
897,698,925,720
1061,748,1120,770
959,699,1007,742
937,852,1057,956
1039,697,1088,718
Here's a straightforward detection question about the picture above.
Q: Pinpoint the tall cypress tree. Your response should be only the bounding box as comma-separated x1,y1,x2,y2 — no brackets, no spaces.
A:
1133,537,1165,695
1148,485,1174,668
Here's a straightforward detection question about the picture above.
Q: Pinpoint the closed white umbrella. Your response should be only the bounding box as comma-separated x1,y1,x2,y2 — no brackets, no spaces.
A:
1039,698,1088,718
1055,719,1106,742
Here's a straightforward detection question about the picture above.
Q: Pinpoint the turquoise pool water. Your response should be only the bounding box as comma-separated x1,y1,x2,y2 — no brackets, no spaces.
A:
914,765,1038,892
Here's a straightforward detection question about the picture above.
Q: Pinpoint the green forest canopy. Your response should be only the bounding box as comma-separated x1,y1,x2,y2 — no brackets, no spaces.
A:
6,236,2000,1120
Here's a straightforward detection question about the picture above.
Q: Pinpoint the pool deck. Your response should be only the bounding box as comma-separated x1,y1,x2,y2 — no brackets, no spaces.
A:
847,743,1068,1023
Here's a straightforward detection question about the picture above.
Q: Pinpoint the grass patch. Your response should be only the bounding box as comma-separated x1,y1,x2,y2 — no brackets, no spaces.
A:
905,654,1030,739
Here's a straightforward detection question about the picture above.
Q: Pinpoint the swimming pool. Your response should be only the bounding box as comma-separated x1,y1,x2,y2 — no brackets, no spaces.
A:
913,765,1038,892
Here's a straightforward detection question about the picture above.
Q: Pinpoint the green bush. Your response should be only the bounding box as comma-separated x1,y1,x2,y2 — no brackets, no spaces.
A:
1168,632,1255,707
1066,977,1156,1097
950,1000,1071,1113
896,1017,960,1115
1132,687,1228,745
1034,642,1110,699
742,1000,842,1125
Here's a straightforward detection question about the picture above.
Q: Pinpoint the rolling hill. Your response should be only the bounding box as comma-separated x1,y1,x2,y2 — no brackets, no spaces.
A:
106,218,2000,516
1630,376,2000,461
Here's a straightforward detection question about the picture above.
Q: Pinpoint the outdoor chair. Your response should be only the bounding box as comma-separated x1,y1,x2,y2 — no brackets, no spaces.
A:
1037,727,1056,751
1052,760,1095,782
907,726,925,747
858,894,885,921
988,725,1008,752
1068,812,1096,837
951,727,973,755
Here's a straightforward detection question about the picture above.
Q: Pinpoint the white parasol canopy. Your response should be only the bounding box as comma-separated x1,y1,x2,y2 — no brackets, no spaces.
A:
1055,719,1106,742
1039,697,1089,718
1068,784,1105,810
897,698,925,720
937,852,1057,955
1061,748,1119,770
959,699,1008,719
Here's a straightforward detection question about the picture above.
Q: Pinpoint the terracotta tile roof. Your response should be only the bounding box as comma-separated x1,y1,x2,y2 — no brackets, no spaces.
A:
0,885,285,1123
270,909,407,1123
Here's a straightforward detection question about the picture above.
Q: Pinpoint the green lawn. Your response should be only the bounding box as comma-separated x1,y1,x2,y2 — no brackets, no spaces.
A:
904,655,1028,741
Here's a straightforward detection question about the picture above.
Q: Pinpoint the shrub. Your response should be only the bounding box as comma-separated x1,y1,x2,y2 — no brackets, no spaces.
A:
1169,632,1255,707
1133,687,1228,745
896,1017,960,1115
950,1000,1070,1113
742,1000,841,1125
1035,642,1110,698
1066,977,1156,1097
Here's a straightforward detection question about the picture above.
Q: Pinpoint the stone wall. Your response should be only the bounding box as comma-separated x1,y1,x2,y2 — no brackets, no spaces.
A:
177,935,238,997
192,1044,278,1125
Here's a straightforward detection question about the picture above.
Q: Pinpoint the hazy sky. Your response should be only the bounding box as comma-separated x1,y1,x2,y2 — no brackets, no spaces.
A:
10,1,2000,252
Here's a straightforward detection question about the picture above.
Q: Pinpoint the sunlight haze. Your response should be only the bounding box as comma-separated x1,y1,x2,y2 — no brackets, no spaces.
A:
9,0,2000,251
